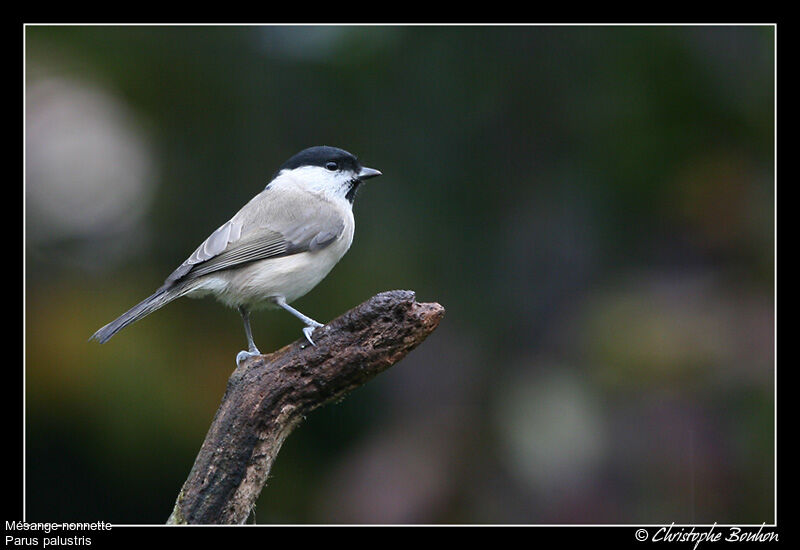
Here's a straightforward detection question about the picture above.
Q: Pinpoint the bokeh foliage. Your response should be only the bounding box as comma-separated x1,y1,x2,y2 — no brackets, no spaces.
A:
25,25,774,524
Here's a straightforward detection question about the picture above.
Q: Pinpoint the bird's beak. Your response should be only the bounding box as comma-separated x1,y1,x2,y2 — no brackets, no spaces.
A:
358,167,382,180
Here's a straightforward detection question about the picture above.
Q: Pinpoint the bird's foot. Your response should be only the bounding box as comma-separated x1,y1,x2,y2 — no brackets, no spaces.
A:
236,349,261,367
301,323,324,347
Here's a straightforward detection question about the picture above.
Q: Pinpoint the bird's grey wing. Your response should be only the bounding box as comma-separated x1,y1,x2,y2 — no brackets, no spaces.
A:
163,218,245,284
162,204,345,286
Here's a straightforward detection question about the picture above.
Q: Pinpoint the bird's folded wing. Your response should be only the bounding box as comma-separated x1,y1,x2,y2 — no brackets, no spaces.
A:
162,194,345,287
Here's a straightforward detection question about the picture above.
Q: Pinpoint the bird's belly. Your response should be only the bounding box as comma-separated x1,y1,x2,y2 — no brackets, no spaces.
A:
191,233,352,309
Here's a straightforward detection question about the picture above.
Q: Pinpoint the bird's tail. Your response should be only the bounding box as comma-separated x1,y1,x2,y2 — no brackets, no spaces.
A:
89,284,188,344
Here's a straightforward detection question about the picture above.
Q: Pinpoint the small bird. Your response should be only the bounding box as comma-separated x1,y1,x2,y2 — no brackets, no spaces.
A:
90,146,382,365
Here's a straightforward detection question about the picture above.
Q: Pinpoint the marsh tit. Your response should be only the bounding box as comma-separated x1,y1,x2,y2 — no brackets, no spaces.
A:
90,146,382,365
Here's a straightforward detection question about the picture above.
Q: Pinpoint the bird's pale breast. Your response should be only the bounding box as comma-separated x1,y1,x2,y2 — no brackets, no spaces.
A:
188,208,355,309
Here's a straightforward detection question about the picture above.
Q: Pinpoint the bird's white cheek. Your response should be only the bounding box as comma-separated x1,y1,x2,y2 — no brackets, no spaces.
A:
288,167,356,201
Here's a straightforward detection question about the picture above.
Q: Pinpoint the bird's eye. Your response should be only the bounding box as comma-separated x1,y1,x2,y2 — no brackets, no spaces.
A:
325,161,338,171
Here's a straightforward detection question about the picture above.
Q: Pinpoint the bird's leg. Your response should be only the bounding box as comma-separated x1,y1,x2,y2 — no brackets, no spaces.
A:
272,296,324,346
235,306,262,366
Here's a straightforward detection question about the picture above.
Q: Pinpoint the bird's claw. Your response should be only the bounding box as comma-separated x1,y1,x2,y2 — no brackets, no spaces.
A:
236,349,261,367
302,325,321,347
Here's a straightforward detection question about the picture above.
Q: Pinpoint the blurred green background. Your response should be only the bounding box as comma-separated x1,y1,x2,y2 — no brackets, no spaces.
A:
24,25,774,524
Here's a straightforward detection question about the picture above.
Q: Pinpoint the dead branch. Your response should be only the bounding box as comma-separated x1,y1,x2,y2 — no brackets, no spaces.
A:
166,290,445,524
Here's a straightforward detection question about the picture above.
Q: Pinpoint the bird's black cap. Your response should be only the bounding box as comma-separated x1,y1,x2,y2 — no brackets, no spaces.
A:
277,146,361,174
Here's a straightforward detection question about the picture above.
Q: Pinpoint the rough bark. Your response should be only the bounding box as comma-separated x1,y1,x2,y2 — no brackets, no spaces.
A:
166,290,445,525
